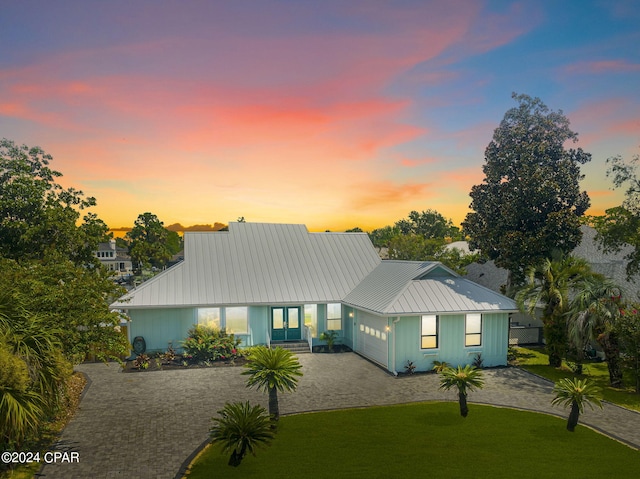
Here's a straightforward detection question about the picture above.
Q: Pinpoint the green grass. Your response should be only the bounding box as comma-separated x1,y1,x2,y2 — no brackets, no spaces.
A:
186,402,639,479
515,347,640,412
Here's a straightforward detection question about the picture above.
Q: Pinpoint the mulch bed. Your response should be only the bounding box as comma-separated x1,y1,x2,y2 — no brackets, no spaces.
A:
122,356,249,372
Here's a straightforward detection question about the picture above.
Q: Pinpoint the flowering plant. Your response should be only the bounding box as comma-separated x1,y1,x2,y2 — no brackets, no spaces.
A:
181,325,243,363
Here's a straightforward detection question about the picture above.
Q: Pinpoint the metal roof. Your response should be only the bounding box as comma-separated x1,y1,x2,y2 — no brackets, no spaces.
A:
343,261,518,315
111,222,381,308
111,222,517,314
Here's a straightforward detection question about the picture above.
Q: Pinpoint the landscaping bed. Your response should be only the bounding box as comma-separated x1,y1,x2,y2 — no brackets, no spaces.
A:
122,354,248,372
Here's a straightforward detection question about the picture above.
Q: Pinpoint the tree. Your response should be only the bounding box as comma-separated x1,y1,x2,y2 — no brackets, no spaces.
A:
616,305,640,393
462,93,591,287
568,278,625,387
242,346,303,422
0,139,107,265
438,365,484,417
516,254,594,367
388,234,442,261
368,225,400,251
0,290,73,449
551,378,602,432
209,401,275,467
166,230,183,257
0,258,129,363
593,152,640,278
126,212,173,271
395,210,461,240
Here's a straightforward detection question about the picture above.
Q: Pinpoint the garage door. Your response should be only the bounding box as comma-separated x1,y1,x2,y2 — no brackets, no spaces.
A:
356,311,389,367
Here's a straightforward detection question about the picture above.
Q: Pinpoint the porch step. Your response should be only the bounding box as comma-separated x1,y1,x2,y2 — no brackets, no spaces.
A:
271,341,311,354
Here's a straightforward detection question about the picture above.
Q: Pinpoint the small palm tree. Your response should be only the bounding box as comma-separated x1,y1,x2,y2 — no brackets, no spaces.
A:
438,365,484,417
242,346,303,422
209,401,275,467
551,377,603,432
432,360,450,373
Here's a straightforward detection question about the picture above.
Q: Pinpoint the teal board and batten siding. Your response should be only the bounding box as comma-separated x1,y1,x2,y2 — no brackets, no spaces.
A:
128,308,195,353
393,313,509,373
127,306,270,354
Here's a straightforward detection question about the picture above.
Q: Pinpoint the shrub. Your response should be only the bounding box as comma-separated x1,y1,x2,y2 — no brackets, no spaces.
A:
182,325,242,363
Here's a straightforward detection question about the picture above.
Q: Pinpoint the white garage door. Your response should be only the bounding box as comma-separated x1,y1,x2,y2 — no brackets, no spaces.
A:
356,311,389,367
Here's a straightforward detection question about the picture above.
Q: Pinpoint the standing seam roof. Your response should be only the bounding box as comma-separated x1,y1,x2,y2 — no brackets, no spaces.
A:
111,222,381,308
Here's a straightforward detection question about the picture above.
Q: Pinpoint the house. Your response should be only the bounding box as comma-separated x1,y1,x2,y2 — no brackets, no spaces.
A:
110,222,517,373
96,239,133,277
463,225,639,345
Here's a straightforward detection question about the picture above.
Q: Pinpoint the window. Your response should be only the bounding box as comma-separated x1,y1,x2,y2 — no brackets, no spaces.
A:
465,313,482,347
197,308,221,329
421,315,438,349
225,307,248,334
304,304,318,338
326,303,342,330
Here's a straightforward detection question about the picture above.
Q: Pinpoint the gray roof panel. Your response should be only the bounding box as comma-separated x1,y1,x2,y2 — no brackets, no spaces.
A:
343,261,517,315
112,222,381,308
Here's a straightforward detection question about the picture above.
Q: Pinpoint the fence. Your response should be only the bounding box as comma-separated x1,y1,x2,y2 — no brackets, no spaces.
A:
509,326,543,346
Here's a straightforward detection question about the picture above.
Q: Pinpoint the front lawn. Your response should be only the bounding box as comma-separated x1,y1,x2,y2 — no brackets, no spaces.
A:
185,402,639,479
515,347,640,412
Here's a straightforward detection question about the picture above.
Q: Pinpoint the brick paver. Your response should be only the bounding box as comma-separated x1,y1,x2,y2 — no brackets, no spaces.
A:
39,353,640,478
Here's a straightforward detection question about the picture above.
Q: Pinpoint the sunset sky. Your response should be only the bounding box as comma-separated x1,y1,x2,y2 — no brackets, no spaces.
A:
1,1,639,232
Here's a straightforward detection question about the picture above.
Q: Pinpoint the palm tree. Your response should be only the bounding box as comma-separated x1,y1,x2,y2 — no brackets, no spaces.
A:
242,346,303,422
0,341,44,447
551,377,603,432
0,293,71,448
438,365,484,417
209,401,276,467
516,254,594,367
567,276,624,387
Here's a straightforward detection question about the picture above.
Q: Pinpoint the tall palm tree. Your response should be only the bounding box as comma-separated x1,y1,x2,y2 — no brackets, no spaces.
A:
438,365,484,417
516,254,594,367
551,377,602,431
242,346,303,422
567,276,624,387
209,401,275,467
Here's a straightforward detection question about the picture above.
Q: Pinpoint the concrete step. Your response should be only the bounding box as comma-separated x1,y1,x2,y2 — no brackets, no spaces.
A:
270,341,311,353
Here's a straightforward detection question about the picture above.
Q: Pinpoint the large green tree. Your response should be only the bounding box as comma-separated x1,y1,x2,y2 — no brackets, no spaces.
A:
0,258,129,363
593,152,640,278
395,210,461,240
0,139,108,265
126,212,174,270
370,210,475,272
462,94,591,287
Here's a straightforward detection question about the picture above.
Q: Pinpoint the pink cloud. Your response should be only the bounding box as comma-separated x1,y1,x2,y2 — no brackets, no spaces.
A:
570,98,639,147
398,156,438,168
564,59,640,75
348,180,434,210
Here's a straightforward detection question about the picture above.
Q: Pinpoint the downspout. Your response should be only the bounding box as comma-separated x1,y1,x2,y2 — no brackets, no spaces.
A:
392,317,401,376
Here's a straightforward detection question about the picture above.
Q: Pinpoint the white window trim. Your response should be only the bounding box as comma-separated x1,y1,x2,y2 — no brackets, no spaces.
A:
464,313,483,347
420,314,439,350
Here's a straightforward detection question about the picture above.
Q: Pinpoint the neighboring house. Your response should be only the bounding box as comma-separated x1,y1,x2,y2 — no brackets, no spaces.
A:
110,222,517,374
464,225,639,344
96,239,133,277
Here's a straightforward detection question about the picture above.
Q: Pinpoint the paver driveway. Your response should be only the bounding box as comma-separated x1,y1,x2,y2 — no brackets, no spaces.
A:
39,353,640,478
